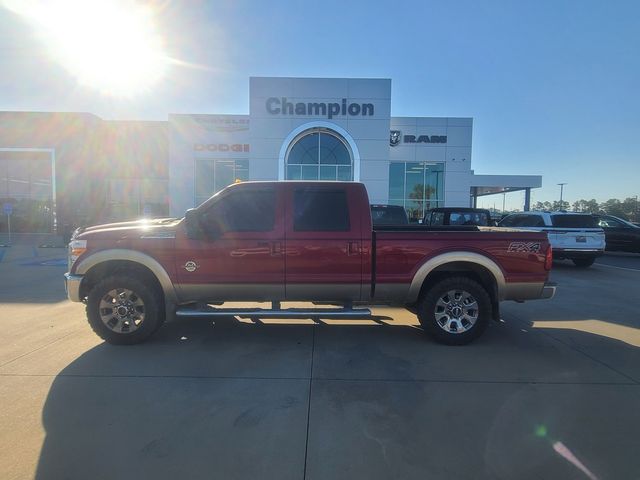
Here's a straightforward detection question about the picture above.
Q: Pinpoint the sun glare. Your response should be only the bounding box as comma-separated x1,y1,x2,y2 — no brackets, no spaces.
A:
4,0,167,96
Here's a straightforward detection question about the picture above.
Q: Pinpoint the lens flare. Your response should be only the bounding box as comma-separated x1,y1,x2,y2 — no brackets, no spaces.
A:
3,0,168,96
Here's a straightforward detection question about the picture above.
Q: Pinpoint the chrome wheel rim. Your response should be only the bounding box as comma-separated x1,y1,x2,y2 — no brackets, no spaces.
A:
434,289,478,334
98,288,145,334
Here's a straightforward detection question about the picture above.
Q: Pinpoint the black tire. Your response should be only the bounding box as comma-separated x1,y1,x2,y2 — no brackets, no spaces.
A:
572,257,595,268
86,274,164,345
417,276,491,345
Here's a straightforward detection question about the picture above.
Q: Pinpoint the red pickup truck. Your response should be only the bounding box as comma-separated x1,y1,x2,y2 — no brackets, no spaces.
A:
65,181,555,345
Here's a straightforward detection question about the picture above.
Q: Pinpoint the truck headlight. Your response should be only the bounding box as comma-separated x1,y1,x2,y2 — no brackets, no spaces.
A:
68,239,87,271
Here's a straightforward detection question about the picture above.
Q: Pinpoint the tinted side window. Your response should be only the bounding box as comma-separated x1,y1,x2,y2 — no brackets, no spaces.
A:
449,213,465,225
500,214,544,227
499,215,518,227
294,189,350,232
371,206,407,225
200,190,276,233
430,212,445,225
519,215,545,227
551,215,597,228
598,217,624,228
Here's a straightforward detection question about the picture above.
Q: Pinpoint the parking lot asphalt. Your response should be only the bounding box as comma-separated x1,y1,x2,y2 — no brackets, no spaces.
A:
1,248,639,480
595,251,640,271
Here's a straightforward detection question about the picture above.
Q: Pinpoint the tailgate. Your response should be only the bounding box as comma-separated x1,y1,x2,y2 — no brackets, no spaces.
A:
546,228,605,250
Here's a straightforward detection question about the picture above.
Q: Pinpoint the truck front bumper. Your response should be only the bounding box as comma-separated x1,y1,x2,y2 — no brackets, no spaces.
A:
64,273,83,302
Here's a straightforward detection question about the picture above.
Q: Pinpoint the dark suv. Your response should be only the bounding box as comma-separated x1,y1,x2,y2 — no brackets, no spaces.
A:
370,204,409,225
593,214,640,253
423,208,494,226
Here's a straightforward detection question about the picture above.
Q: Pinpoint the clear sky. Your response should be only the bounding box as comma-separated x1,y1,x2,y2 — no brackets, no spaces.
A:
1,0,638,209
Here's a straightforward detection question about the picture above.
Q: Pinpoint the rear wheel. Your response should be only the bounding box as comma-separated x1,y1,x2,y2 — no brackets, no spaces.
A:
86,275,164,345
417,276,491,345
572,257,595,268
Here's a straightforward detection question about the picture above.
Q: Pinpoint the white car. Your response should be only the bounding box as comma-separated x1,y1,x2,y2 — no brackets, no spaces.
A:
498,211,605,267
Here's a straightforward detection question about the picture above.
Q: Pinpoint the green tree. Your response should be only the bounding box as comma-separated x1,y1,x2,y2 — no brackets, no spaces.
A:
407,184,436,220
532,201,552,211
572,199,599,213
600,199,626,218
622,197,640,222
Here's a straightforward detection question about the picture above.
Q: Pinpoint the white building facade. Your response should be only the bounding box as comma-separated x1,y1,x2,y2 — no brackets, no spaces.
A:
169,77,537,219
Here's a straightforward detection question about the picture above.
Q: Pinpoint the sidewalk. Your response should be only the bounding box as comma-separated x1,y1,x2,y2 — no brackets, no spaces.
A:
0,244,66,264
0,232,66,263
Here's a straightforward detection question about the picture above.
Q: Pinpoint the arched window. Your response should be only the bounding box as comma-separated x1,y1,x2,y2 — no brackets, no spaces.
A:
285,128,353,181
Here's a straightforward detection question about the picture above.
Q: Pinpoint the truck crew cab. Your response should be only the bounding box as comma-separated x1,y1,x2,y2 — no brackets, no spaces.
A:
65,182,555,345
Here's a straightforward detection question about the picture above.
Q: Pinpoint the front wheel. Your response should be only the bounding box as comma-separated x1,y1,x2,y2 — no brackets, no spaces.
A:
572,257,595,268
417,276,491,345
86,275,164,345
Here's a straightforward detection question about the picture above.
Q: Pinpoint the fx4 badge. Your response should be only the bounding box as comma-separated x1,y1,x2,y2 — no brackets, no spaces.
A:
183,261,199,272
508,242,541,253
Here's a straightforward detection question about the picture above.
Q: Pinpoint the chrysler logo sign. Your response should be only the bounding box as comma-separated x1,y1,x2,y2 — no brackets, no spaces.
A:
389,130,447,146
194,144,250,152
266,97,375,119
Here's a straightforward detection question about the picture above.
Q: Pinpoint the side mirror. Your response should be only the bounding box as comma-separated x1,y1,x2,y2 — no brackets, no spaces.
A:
204,221,223,239
185,209,204,240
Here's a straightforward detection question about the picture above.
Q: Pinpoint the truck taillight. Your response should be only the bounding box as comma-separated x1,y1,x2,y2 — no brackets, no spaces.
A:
544,245,553,271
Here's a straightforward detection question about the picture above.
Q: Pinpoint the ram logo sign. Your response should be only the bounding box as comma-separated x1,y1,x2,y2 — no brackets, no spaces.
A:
508,242,541,253
390,130,401,147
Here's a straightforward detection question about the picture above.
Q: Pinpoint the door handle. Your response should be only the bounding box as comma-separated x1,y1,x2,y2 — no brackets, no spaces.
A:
348,241,361,256
258,241,282,255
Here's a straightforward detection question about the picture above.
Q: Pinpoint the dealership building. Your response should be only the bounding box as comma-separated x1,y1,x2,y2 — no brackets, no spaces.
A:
0,77,541,234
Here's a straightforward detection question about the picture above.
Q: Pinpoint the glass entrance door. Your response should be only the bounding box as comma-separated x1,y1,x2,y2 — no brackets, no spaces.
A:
0,149,54,233
195,158,249,206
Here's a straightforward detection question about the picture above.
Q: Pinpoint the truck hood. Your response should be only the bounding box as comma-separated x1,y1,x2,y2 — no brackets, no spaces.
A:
74,218,181,240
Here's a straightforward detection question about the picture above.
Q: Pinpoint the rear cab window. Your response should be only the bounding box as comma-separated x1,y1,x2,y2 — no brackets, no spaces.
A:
294,189,350,232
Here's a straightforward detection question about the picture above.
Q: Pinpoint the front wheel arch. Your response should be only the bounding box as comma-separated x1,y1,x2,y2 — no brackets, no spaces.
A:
79,260,165,305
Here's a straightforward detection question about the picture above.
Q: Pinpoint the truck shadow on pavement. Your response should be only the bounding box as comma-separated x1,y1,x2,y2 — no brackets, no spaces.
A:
33,314,640,480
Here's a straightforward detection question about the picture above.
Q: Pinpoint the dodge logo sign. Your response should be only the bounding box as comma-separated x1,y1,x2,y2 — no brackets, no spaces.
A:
390,130,401,147
194,144,250,152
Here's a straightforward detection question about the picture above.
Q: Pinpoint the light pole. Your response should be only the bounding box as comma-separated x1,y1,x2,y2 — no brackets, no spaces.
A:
502,192,506,213
557,183,567,210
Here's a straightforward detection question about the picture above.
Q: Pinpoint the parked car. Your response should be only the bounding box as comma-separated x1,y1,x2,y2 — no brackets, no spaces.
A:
592,214,640,253
498,211,605,267
423,207,494,226
370,204,409,225
65,181,554,346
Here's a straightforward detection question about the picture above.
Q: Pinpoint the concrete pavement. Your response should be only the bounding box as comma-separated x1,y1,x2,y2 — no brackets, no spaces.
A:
0,252,639,479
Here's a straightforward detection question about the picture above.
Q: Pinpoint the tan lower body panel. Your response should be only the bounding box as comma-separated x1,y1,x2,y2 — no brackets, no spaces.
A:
176,283,362,303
